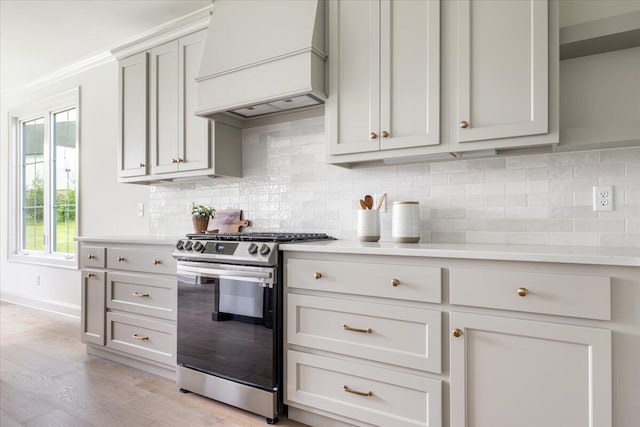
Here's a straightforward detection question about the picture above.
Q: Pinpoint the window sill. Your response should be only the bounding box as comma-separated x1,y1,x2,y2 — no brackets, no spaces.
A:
9,252,78,270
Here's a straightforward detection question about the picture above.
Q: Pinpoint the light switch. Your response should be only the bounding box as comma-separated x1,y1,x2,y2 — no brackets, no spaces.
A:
137,203,144,217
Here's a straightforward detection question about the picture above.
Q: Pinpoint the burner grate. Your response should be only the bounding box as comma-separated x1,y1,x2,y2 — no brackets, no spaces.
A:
185,232,335,242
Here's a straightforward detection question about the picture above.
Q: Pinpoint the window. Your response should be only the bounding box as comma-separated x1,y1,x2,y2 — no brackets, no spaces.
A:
10,88,79,267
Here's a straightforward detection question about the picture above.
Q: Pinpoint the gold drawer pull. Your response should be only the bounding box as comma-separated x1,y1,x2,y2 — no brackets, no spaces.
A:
86,272,96,278
133,292,150,298
342,324,372,334
116,256,125,262
343,385,373,397
87,254,96,260
132,334,149,341
452,328,463,338
152,259,161,265
391,279,400,287
313,272,322,280
517,287,528,297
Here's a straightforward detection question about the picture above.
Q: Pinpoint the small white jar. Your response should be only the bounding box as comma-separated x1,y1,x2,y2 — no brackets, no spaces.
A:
392,201,420,243
357,209,380,242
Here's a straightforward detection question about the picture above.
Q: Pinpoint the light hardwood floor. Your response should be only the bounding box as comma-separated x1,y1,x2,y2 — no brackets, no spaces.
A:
0,301,306,427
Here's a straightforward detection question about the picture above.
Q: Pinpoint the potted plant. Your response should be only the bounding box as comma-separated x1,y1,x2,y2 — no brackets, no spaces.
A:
191,205,215,233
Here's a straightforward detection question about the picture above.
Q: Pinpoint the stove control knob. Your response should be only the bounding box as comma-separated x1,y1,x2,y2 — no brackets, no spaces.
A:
175,240,185,250
183,241,193,251
259,244,271,256
193,241,204,252
247,243,259,255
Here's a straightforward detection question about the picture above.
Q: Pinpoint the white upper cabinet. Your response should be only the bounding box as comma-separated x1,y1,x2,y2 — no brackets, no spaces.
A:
454,0,551,147
150,30,210,175
118,52,148,178
327,0,440,157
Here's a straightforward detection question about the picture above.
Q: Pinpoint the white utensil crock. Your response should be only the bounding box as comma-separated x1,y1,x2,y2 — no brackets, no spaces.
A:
357,209,380,242
392,201,420,243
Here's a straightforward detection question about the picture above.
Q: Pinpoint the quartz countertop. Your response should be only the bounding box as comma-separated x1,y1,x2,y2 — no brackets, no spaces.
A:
75,236,179,245
279,240,640,267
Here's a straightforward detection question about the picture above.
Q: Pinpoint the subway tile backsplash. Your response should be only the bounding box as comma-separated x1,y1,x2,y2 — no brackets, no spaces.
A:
150,116,640,247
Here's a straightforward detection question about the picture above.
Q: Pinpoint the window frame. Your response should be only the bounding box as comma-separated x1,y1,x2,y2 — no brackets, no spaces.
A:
8,87,80,269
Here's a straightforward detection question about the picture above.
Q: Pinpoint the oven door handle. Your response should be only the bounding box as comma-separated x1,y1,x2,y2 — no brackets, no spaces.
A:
177,262,274,284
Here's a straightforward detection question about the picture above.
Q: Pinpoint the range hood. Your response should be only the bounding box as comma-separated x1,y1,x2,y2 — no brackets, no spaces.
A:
195,0,326,123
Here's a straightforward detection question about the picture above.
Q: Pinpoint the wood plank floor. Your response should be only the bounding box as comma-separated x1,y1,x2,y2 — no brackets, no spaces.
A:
0,301,307,427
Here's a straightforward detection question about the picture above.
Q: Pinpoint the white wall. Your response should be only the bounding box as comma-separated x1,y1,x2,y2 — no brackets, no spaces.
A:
0,60,151,314
149,116,640,248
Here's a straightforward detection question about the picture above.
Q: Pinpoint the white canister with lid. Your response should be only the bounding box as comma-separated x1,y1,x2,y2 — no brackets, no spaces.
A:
392,201,421,243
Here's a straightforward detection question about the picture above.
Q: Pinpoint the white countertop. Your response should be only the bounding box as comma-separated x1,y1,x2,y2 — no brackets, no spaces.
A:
75,236,179,245
279,240,640,267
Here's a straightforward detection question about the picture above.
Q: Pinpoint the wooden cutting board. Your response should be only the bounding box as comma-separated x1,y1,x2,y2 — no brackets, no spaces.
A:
207,209,250,233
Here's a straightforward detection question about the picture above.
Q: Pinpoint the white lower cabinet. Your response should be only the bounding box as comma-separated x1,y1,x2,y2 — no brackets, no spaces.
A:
78,239,177,378
284,250,624,427
288,351,442,427
449,312,611,427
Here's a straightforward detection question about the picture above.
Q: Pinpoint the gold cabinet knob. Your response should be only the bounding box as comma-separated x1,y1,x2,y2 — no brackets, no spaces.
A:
87,254,96,260
452,328,463,338
381,130,389,138
171,158,178,164
313,272,322,280
116,256,125,262
87,272,95,278
459,120,469,129
152,259,161,265
391,279,400,287
178,158,184,163
369,132,378,140
139,162,145,168
517,287,529,297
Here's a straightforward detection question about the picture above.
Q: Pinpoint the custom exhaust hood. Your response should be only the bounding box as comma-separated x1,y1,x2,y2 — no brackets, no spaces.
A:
195,0,326,124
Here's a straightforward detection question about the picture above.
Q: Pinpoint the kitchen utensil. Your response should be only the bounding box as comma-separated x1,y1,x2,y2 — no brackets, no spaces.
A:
376,193,387,210
364,195,374,209
392,201,420,243
208,209,250,233
359,199,367,210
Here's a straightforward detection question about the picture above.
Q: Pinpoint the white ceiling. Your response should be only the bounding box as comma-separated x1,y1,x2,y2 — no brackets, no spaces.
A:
0,0,210,91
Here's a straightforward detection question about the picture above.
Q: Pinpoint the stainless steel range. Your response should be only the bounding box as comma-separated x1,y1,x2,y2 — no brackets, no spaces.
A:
173,232,334,424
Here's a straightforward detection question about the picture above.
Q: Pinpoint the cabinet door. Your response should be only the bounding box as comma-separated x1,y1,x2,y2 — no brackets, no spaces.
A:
178,30,210,172
327,0,380,155
81,270,106,346
456,0,548,144
118,52,148,178
379,0,439,150
150,40,180,174
450,312,611,427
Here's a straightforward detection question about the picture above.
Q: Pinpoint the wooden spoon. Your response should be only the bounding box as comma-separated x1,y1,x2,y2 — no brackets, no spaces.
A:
359,199,367,210
376,193,387,210
364,195,374,209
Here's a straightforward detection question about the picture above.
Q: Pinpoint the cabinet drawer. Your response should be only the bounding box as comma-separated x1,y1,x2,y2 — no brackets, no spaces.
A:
107,247,176,275
287,351,442,427
107,272,176,320
106,312,176,365
450,268,611,320
287,258,441,303
81,245,106,268
288,294,441,373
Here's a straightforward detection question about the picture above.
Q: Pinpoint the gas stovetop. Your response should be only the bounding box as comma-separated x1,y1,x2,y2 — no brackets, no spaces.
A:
174,232,335,265
184,232,334,242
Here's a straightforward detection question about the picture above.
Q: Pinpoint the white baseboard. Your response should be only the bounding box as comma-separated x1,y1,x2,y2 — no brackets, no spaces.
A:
0,291,81,319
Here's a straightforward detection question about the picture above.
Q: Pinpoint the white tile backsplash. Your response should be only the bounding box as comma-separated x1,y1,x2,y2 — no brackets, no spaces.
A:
149,116,640,247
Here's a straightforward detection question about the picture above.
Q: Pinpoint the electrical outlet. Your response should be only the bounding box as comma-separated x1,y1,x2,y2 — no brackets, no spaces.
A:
137,203,144,217
593,186,613,212
35,275,40,286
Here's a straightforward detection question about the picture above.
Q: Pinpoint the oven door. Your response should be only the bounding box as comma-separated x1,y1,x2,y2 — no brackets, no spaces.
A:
176,261,278,390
